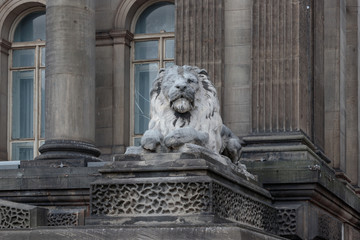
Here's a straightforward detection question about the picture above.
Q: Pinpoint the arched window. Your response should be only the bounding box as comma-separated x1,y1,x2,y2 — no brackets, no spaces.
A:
131,1,175,145
9,10,46,160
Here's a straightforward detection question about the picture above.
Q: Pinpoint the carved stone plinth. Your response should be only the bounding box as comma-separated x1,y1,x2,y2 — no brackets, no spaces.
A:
88,152,278,234
241,133,360,239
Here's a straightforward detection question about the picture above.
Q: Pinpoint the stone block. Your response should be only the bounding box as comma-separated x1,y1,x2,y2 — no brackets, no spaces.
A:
225,10,251,31
224,0,251,11
224,45,251,65
96,87,113,109
0,199,47,229
225,28,251,46
96,107,113,128
224,64,251,86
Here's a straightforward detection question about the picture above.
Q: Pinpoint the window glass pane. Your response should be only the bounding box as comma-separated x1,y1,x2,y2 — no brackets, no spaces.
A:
135,2,175,34
165,39,174,59
165,62,174,68
134,138,141,147
134,63,158,134
135,41,158,60
14,11,46,42
12,49,35,67
41,47,45,67
40,69,45,138
12,142,33,160
12,71,34,139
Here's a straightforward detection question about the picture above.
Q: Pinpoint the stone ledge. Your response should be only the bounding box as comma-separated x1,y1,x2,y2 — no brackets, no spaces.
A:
0,224,284,240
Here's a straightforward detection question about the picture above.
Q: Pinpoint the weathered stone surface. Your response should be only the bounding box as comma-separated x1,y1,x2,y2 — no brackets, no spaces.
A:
39,0,101,161
0,166,101,207
242,133,360,238
0,199,47,229
47,208,85,226
89,153,275,233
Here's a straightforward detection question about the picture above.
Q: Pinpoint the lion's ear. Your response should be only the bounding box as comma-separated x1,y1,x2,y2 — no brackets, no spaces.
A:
158,68,166,74
198,69,208,76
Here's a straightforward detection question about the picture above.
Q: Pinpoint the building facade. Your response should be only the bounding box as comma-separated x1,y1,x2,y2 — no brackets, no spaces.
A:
0,0,360,239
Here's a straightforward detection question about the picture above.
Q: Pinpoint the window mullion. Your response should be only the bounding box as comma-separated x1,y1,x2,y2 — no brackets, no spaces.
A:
159,37,163,68
33,45,39,158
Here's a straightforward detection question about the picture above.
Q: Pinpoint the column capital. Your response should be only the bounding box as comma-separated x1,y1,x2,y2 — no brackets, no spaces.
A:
110,30,134,46
0,38,11,55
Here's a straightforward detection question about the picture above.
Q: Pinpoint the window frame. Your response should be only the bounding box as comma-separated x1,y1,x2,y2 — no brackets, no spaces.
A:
130,1,175,145
7,8,46,160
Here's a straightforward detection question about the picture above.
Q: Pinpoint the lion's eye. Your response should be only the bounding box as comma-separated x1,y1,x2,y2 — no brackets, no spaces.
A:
187,78,194,83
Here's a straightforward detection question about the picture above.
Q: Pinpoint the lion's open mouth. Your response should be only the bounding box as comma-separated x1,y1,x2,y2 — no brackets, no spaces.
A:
170,97,193,113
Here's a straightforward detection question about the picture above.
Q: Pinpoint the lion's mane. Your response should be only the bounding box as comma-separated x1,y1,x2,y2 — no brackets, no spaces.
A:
148,65,223,153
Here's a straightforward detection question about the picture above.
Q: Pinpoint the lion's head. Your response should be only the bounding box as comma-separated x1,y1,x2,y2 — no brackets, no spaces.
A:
148,65,223,152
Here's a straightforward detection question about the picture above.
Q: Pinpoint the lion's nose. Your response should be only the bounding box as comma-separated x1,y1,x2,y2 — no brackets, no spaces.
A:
175,83,187,91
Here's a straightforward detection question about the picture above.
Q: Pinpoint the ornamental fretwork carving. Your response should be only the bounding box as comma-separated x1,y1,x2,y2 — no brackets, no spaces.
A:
277,208,297,236
91,182,211,216
0,205,30,229
47,212,78,226
212,183,277,233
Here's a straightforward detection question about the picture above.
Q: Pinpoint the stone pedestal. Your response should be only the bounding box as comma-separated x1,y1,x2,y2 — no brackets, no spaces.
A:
37,0,100,162
241,132,360,239
87,152,279,235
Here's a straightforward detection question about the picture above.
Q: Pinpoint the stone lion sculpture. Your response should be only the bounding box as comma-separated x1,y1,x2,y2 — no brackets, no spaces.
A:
139,65,243,164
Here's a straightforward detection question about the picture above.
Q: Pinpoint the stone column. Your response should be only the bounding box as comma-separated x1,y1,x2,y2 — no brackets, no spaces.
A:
323,0,347,175
0,39,11,161
175,0,224,105
36,0,100,162
251,0,313,135
345,1,359,186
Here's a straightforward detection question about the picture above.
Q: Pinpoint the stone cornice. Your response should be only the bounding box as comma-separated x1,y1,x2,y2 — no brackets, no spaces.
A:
95,30,134,47
0,38,11,54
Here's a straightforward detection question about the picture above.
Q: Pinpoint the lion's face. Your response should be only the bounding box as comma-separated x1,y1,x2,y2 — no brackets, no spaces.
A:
161,66,200,113
148,65,222,152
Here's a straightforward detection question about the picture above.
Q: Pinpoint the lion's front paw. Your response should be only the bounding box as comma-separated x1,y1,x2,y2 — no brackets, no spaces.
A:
141,129,163,151
164,130,186,148
164,127,209,149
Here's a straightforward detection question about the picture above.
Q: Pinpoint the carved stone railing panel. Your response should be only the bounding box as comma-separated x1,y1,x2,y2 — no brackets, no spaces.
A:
0,205,30,229
91,182,211,216
277,208,297,236
212,183,277,233
0,199,47,229
47,209,85,226
90,180,277,233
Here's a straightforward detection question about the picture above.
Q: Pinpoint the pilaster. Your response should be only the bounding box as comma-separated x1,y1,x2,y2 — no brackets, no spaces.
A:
252,0,312,135
111,30,133,154
0,38,10,160
175,0,224,105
